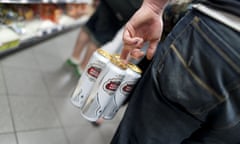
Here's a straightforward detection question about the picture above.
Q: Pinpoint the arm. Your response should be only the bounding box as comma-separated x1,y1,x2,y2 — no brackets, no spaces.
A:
121,0,169,61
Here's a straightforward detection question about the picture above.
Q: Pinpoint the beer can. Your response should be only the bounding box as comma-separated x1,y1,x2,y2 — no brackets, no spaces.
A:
81,57,127,121
112,54,120,59
70,48,112,108
103,63,142,120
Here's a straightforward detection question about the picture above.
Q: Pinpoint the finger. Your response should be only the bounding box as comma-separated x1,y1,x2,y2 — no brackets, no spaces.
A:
130,49,145,60
124,36,144,46
146,40,159,60
123,29,144,46
120,40,144,61
134,38,144,48
123,28,135,44
120,45,131,60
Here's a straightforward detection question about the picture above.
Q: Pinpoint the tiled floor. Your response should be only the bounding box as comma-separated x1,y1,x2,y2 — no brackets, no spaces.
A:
0,28,125,144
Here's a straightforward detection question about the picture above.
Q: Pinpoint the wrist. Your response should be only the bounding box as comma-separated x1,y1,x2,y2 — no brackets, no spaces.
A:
143,0,169,15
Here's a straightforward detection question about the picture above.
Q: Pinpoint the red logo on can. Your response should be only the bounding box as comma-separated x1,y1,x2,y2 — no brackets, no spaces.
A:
120,81,135,95
122,84,134,93
103,79,121,95
105,81,121,91
87,66,101,78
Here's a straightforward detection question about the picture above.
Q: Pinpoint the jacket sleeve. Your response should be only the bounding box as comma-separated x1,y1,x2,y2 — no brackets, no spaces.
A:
103,0,142,22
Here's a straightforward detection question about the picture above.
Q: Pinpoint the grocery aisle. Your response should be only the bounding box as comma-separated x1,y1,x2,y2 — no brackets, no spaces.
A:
0,28,125,144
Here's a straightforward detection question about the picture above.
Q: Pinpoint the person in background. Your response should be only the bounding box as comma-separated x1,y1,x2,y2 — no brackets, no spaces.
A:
111,0,240,143
67,0,142,76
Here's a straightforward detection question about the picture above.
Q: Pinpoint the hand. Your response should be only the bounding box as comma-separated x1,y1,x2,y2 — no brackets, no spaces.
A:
121,2,165,61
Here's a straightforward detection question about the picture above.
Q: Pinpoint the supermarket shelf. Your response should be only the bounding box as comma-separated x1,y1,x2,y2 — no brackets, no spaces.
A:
0,15,89,58
0,0,91,4
0,25,78,58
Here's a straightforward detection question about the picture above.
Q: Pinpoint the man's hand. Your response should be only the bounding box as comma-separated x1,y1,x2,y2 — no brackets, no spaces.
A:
121,0,168,61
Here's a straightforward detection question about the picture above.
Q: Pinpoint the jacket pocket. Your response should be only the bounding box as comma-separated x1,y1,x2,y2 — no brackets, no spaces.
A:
156,15,239,120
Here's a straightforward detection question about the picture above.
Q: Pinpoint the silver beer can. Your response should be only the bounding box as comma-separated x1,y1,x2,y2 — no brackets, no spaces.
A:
70,48,112,108
81,57,127,121
103,63,142,120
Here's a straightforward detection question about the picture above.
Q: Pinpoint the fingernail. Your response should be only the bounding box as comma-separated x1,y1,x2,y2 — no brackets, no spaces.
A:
146,54,152,60
134,40,139,44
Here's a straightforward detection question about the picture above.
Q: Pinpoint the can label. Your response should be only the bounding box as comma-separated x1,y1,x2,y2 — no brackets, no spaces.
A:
120,82,135,95
103,78,121,94
81,62,126,121
103,67,141,120
70,50,110,108
87,63,102,80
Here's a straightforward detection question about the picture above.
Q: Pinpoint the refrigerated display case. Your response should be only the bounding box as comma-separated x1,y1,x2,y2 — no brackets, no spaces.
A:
0,0,94,57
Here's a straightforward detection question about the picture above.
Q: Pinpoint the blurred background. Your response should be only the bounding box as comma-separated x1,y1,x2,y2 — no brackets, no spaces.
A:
0,0,192,143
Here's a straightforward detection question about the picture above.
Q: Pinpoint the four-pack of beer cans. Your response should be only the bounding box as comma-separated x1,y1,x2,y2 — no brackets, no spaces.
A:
71,48,142,121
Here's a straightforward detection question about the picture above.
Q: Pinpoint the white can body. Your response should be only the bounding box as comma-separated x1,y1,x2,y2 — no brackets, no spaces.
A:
103,68,141,120
81,62,126,121
70,50,110,108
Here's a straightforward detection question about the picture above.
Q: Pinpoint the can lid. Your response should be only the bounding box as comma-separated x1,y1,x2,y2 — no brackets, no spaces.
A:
128,63,142,74
97,49,112,59
110,57,127,70
112,54,120,59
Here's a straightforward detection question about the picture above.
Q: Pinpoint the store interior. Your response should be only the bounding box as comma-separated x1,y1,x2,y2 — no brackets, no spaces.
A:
0,0,126,144
1,0,237,143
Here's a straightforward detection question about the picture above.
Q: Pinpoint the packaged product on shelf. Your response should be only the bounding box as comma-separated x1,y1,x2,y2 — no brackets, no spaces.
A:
54,8,63,23
39,4,63,23
66,3,91,19
0,26,20,52
76,3,88,17
0,4,5,24
11,4,35,21
66,4,79,19
39,4,55,22
1,8,18,24
9,22,26,35
24,9,34,21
